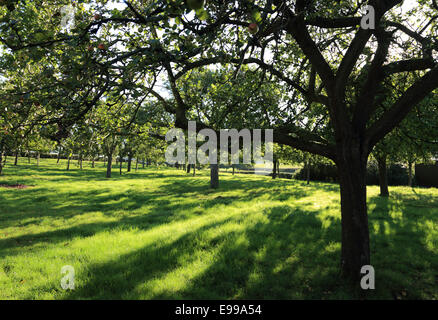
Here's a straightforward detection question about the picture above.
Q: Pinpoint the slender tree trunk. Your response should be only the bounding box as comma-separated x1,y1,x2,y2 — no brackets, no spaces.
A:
142,158,145,169
127,153,132,172
0,147,4,175
27,150,31,163
106,152,112,178
66,156,71,171
57,147,62,164
79,154,83,170
306,160,310,185
119,155,123,175
14,150,19,166
210,164,219,189
232,165,235,175
272,160,277,179
408,161,413,187
377,155,389,197
187,163,191,173
277,161,280,177
91,158,95,168
36,152,40,167
337,146,370,281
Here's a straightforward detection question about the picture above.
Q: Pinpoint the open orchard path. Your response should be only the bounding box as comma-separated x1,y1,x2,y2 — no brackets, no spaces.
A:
0,158,437,299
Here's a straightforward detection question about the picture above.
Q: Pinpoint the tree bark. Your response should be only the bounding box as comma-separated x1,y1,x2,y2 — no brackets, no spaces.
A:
106,152,112,178
57,147,62,164
377,155,389,197
210,164,219,189
0,147,3,176
14,150,19,166
187,163,191,173
306,160,311,185
127,153,132,172
119,155,123,175
408,161,413,187
232,165,235,175
66,156,71,171
36,152,40,167
27,150,31,163
272,160,277,179
79,154,83,170
142,158,145,169
193,164,196,177
337,146,370,281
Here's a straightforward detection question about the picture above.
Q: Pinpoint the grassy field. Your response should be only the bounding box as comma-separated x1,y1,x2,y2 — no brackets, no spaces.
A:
0,158,437,299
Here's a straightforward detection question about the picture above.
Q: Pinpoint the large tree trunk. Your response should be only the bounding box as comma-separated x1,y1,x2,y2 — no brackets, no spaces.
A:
210,164,219,189
377,155,389,197
337,147,370,281
106,152,113,178
187,163,191,173
408,161,413,187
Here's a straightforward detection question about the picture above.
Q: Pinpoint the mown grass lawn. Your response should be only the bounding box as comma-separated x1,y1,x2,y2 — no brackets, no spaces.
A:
0,158,437,299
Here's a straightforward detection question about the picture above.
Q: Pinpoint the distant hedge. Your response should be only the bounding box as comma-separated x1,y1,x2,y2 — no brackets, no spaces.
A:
294,164,338,183
295,162,410,186
366,163,409,186
415,164,438,187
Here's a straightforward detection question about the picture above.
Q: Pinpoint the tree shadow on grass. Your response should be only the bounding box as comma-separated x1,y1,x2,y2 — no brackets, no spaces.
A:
51,194,436,300
2,167,437,299
48,203,342,299
367,194,438,299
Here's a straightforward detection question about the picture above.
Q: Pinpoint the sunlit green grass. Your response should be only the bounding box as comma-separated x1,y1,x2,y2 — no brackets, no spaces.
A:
0,157,437,299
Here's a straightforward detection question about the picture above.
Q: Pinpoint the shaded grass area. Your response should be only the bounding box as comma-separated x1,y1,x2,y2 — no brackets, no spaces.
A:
0,158,437,299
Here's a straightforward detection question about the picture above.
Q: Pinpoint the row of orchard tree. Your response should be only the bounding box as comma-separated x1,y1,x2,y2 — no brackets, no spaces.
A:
1,0,438,281
0,93,168,177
